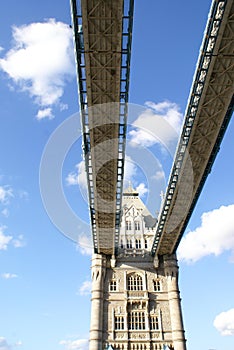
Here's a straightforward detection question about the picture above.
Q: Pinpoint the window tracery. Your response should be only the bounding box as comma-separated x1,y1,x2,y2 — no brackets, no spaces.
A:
127,274,143,291
128,310,145,330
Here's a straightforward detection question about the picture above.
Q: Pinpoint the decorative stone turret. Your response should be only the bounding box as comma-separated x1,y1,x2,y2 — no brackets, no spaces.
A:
164,254,186,350
89,254,107,350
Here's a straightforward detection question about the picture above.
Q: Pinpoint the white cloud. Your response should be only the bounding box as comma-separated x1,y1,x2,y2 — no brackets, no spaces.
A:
136,183,148,197
76,234,93,256
75,161,87,189
0,19,75,116
66,172,78,186
36,108,54,120
59,339,89,350
0,227,25,250
123,157,151,198
145,100,183,133
152,170,165,181
1,273,18,279
0,337,11,350
0,226,12,250
0,186,13,204
129,126,156,148
1,208,9,218
178,204,234,263
12,234,25,248
66,161,87,189
79,280,92,296
123,156,137,185
214,308,234,336
0,339,21,350
129,100,183,150
18,190,29,200
123,155,143,191
14,341,22,347
60,103,68,111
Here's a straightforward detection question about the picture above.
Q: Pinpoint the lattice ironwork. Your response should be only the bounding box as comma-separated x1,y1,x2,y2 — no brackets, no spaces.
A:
152,0,234,256
71,0,134,254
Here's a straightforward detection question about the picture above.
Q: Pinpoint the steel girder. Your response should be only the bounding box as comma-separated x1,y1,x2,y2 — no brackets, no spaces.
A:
152,0,234,256
71,0,134,255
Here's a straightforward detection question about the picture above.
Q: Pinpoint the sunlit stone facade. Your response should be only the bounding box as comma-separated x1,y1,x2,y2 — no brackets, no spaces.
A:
89,187,186,350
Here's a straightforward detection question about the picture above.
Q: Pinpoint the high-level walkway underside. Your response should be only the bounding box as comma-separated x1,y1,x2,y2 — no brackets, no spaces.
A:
71,0,234,256
71,0,134,255
152,0,234,255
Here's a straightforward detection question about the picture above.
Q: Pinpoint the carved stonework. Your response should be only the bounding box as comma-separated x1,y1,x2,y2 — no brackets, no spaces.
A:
115,332,125,339
151,332,160,339
128,291,147,299
129,332,148,340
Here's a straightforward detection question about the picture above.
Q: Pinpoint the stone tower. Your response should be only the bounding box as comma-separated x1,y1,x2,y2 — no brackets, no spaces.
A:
89,186,186,350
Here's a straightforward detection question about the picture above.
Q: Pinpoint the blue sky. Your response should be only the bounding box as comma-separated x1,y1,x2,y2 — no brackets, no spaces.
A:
0,1,234,350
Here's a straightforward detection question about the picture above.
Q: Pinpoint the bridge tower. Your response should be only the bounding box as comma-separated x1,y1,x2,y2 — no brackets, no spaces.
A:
89,186,186,350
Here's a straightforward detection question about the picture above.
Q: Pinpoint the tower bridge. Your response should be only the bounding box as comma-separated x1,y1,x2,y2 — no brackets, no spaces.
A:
70,0,234,349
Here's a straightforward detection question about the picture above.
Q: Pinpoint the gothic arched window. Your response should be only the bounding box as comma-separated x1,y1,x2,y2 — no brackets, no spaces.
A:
134,221,140,230
127,274,143,291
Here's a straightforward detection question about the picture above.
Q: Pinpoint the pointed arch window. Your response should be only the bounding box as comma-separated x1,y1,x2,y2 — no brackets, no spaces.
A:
134,221,140,230
127,274,143,291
